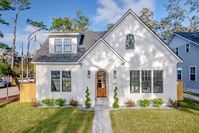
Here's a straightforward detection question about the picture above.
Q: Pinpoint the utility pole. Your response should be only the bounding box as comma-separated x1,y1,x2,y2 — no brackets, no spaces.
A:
21,42,24,83
34,34,36,56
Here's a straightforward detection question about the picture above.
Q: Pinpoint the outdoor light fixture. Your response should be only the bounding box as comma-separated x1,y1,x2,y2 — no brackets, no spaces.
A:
87,70,91,78
113,70,117,78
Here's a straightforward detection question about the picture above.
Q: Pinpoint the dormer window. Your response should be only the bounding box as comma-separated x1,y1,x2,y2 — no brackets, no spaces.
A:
64,39,71,52
54,39,62,52
126,34,135,49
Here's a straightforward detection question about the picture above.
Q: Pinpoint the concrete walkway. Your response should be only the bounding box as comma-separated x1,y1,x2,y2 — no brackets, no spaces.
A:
184,93,199,102
92,107,112,133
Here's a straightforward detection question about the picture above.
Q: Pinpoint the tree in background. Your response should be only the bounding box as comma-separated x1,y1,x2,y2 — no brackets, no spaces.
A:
159,0,199,41
26,19,47,78
50,11,89,32
0,0,10,38
0,61,20,89
139,8,160,32
73,11,89,31
107,23,114,30
9,0,31,69
50,17,73,32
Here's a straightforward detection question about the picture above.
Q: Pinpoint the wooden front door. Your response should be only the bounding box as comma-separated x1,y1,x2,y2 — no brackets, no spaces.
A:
97,71,107,97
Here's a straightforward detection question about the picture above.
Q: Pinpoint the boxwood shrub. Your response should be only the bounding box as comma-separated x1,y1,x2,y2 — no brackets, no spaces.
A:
55,98,65,106
139,99,151,107
41,98,54,106
152,98,164,107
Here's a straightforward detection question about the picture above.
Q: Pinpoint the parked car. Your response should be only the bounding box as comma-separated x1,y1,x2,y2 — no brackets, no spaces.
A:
0,79,11,88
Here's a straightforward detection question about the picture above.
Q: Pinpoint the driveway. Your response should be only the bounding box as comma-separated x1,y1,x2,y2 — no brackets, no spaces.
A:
0,86,19,98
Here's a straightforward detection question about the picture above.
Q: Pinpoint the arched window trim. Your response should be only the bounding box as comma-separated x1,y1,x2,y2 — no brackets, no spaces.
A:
126,34,135,49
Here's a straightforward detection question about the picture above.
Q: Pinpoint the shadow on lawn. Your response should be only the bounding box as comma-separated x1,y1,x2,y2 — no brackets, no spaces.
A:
21,108,93,133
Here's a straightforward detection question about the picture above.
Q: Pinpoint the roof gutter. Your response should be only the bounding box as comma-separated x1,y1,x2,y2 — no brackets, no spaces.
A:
31,62,81,65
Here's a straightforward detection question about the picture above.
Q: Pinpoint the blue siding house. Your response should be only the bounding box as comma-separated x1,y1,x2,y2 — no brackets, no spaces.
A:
169,32,199,93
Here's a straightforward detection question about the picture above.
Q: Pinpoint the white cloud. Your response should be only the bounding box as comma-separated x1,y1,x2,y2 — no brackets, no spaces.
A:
94,0,156,23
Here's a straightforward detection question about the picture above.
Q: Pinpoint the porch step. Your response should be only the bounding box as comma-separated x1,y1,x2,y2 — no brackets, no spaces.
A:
96,98,109,107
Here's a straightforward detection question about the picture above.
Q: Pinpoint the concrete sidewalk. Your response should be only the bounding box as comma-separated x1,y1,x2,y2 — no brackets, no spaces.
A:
93,107,112,133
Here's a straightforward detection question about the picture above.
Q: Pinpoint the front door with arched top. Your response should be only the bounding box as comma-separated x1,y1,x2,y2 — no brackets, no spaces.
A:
96,70,107,97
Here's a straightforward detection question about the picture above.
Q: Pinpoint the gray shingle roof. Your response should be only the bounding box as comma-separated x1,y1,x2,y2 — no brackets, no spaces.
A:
32,31,106,62
174,32,199,44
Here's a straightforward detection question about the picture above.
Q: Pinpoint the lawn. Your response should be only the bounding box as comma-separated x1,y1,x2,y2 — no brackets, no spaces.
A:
0,102,94,133
110,100,199,133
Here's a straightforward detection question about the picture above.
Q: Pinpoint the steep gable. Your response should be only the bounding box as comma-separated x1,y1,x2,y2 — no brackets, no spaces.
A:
103,9,182,63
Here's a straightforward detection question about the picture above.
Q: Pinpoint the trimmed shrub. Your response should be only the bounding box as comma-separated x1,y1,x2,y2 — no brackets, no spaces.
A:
112,86,119,108
69,98,78,106
41,98,54,106
152,98,164,107
85,86,91,108
55,98,65,106
124,99,135,107
139,99,151,107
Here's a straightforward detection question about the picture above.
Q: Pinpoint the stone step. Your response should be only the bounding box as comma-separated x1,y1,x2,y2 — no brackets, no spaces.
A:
96,98,109,107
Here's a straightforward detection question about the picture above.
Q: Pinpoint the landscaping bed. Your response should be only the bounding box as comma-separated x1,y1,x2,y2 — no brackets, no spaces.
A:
110,99,199,133
0,102,94,133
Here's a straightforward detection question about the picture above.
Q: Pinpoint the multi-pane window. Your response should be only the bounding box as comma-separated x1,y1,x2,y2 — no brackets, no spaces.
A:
126,34,135,49
142,70,151,93
190,67,196,81
177,68,182,80
176,48,178,55
63,39,71,52
186,43,190,53
54,39,62,52
51,71,60,92
153,70,163,93
62,71,71,92
130,70,140,93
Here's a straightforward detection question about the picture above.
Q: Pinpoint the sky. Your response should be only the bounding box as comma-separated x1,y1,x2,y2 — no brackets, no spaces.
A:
0,0,168,54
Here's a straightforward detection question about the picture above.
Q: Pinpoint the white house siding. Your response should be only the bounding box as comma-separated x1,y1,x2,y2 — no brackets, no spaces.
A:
103,13,178,105
36,64,83,104
35,12,179,107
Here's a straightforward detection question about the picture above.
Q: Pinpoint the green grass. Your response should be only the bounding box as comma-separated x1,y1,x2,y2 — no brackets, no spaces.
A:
0,102,94,133
110,100,199,133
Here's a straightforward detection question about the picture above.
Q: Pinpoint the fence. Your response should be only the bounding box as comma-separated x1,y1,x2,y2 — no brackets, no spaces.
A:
20,83,36,102
177,80,184,101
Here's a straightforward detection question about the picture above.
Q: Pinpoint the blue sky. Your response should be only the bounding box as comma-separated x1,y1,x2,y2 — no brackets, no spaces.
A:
0,0,168,53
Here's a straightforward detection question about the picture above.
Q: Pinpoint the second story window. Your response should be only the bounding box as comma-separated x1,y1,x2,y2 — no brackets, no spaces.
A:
185,43,190,53
54,39,62,52
126,34,135,49
64,39,71,52
176,48,178,55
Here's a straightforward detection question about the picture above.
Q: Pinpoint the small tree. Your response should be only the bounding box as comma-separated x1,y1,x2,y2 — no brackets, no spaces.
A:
112,86,119,108
85,86,91,108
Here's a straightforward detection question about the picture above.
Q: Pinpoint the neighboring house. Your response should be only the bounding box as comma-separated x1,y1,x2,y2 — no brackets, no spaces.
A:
32,9,182,107
169,32,199,93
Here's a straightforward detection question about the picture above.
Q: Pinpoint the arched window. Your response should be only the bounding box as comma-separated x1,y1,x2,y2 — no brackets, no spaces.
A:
126,34,135,49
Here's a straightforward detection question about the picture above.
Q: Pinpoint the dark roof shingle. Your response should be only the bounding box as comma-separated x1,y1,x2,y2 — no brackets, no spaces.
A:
174,32,199,44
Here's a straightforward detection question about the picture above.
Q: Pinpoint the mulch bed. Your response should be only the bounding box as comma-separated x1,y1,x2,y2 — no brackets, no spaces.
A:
0,95,19,106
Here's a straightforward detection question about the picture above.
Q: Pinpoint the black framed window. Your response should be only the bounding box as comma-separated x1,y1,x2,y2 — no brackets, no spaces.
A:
186,43,190,53
126,34,135,49
153,70,163,93
51,71,60,92
176,48,178,55
62,71,71,92
130,70,140,93
190,67,196,81
63,39,71,52
177,69,182,80
142,70,151,93
54,39,62,52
